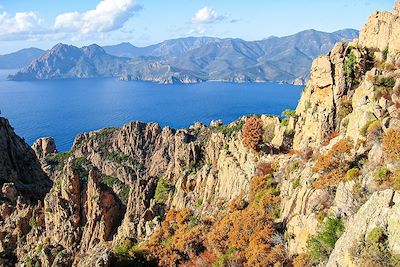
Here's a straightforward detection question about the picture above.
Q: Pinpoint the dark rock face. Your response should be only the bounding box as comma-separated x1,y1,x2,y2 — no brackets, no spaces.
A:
0,117,52,201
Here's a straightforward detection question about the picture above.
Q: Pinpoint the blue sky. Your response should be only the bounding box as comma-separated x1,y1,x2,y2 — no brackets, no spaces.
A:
0,0,394,54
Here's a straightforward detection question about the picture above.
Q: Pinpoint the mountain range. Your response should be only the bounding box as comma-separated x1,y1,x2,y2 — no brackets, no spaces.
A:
7,29,359,84
0,48,44,69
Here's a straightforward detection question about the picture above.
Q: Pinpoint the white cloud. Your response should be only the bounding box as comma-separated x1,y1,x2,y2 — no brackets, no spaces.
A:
187,26,206,35
54,0,141,34
0,11,43,40
192,6,226,24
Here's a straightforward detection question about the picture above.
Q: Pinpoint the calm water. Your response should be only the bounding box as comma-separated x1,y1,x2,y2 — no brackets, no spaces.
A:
0,69,303,151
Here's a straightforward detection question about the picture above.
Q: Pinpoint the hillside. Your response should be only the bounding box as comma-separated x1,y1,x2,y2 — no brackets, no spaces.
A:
10,29,358,84
1,4,400,267
0,48,44,69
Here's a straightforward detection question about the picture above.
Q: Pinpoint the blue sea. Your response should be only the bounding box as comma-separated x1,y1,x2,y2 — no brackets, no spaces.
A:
0,69,304,151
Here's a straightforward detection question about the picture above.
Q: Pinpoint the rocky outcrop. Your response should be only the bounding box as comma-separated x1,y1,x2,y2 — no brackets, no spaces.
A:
327,190,400,266
32,137,57,160
43,163,124,263
79,170,124,253
358,3,400,62
66,119,259,245
0,117,51,201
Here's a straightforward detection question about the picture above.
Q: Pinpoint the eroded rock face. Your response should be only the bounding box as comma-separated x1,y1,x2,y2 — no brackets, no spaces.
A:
44,161,83,250
293,44,345,150
327,190,400,267
358,3,400,61
32,137,57,160
43,163,124,263
79,170,124,253
0,117,52,201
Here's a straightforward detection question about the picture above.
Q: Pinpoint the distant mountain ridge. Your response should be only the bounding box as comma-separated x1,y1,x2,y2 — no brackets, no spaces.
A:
9,29,359,84
103,37,221,58
0,48,45,69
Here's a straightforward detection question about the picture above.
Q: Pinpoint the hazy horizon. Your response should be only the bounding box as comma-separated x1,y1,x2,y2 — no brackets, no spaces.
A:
0,0,394,54
0,28,360,55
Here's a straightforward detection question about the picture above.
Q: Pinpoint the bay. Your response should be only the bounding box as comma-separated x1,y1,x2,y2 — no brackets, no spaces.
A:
0,69,303,151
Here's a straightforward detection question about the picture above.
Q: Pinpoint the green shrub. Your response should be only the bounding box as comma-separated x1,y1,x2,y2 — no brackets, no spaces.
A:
92,128,116,140
273,208,281,219
188,215,200,228
114,239,140,256
316,211,327,224
46,152,71,169
154,178,173,204
120,187,130,205
307,217,344,262
29,216,37,228
344,168,360,181
72,157,91,182
101,175,123,187
107,151,132,164
187,160,196,171
292,178,301,190
290,161,299,173
344,51,357,84
280,118,289,127
360,120,376,137
383,47,389,61
195,199,203,207
374,166,390,183
305,101,312,110
213,120,245,137
282,109,296,118
375,76,395,88
212,247,237,267
351,227,400,266
36,244,43,253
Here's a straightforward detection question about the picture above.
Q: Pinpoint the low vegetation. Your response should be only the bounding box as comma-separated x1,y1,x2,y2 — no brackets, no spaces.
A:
242,116,263,152
375,76,396,88
101,175,123,187
344,50,357,85
344,167,360,182
139,162,285,266
374,166,390,183
321,131,339,146
383,47,389,61
213,120,245,137
306,216,345,263
312,138,353,189
46,152,71,170
282,109,296,118
351,227,400,266
154,178,174,204
107,151,133,164
382,129,400,160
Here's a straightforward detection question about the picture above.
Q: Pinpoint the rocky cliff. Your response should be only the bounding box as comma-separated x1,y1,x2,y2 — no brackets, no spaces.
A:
2,4,400,267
